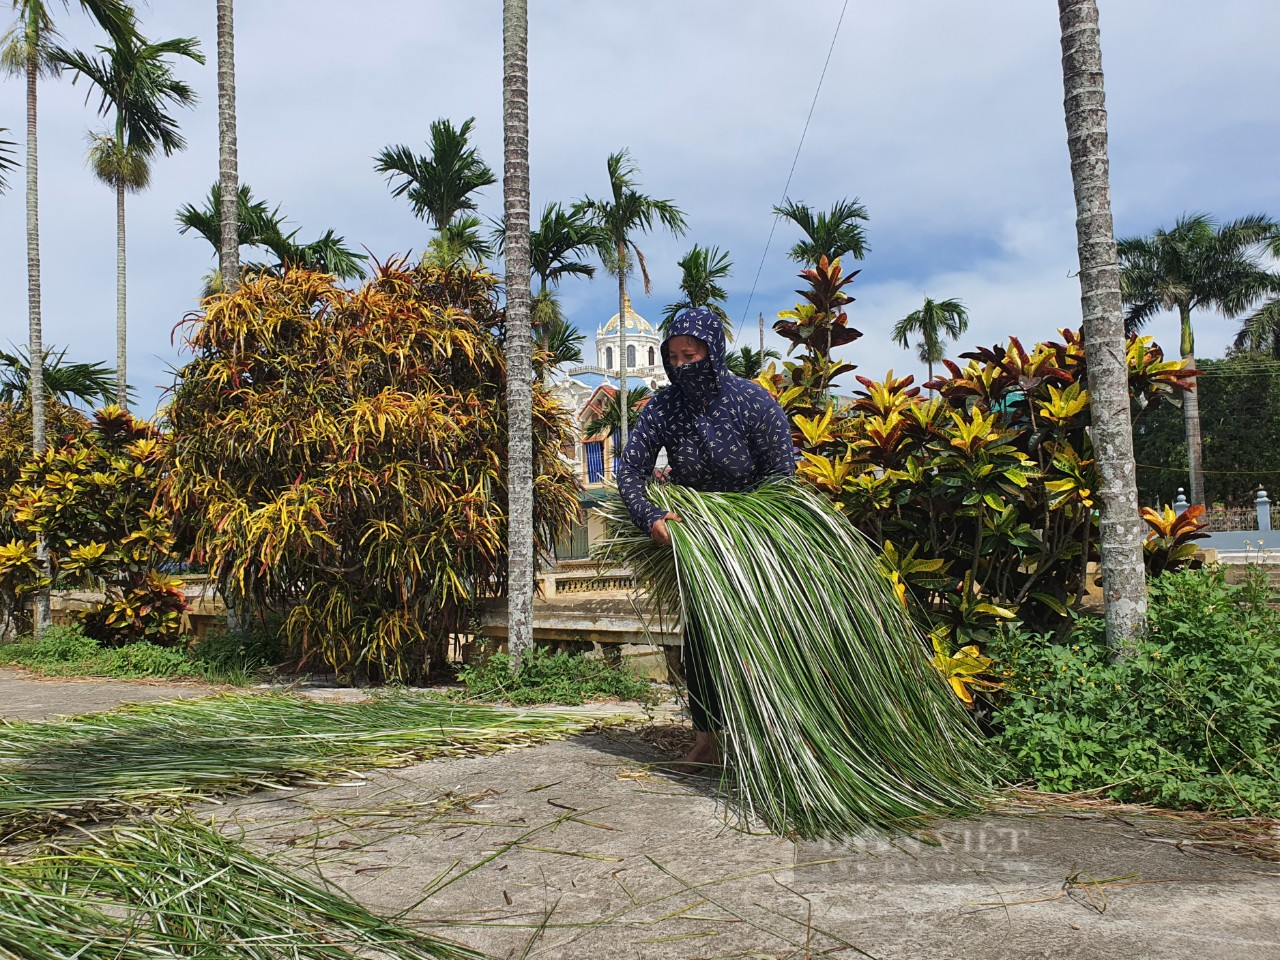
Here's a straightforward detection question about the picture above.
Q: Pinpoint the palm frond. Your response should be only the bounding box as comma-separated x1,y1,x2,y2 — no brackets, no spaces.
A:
374,116,495,231
0,126,17,194
0,344,121,408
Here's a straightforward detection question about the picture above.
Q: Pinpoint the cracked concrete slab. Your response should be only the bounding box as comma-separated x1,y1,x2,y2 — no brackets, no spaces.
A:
3,669,1278,959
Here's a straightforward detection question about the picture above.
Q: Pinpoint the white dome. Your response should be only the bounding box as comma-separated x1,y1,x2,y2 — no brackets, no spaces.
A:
601,295,655,337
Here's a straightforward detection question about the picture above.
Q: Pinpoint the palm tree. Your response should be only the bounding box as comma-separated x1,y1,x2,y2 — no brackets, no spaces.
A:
576,149,686,450
532,310,584,377
0,127,16,191
501,0,534,666
375,116,497,256
54,32,203,408
3,0,133,636
583,385,651,439
424,212,493,267
178,182,365,291
509,202,606,380
1058,0,1146,654
773,198,869,265
527,202,606,293
1234,298,1280,358
2,0,132,457
215,0,238,294
661,244,733,334
1118,212,1280,506
725,345,780,379
0,345,118,407
891,297,969,385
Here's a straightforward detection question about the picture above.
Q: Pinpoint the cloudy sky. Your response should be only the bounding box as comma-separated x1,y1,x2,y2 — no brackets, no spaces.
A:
2,0,1277,416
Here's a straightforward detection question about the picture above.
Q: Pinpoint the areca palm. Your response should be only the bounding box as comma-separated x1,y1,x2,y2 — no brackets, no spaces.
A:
725,344,780,379
2,0,133,457
375,116,496,256
583,385,650,439
661,244,733,334
531,307,583,376
0,345,118,407
576,149,686,450
528,201,606,293
178,182,365,292
424,212,493,267
1118,212,1280,505
891,296,969,385
54,32,203,407
773,197,869,265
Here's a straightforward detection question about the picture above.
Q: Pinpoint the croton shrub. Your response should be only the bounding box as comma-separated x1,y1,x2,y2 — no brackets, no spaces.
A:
0,406,185,645
164,262,580,683
758,258,1197,704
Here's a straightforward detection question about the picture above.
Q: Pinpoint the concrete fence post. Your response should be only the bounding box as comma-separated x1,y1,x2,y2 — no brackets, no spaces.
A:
1173,488,1189,516
1257,488,1271,532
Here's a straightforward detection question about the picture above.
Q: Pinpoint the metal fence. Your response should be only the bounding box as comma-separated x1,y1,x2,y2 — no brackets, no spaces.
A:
1173,488,1272,532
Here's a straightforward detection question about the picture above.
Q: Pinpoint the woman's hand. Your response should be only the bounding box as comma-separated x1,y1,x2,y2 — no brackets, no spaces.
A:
650,511,681,546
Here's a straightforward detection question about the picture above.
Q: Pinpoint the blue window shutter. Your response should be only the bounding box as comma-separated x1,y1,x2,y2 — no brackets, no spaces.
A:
586,441,604,483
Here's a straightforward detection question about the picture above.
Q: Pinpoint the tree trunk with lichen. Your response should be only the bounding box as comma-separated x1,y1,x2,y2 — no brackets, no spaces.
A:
1058,0,1147,656
502,0,534,667
216,0,240,294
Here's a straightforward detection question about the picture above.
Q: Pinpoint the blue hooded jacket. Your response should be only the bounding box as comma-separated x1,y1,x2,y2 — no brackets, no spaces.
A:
616,306,796,533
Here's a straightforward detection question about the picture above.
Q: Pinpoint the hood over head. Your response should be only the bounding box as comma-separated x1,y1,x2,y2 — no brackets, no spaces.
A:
661,306,728,385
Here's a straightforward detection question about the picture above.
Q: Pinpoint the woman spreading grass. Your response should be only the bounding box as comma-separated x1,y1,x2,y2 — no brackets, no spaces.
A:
616,306,795,770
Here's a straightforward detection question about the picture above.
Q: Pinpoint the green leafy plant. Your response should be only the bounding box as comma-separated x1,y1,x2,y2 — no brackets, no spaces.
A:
457,647,656,706
1140,503,1209,575
991,567,1280,815
164,263,580,683
0,622,258,684
1,406,184,645
758,267,1197,682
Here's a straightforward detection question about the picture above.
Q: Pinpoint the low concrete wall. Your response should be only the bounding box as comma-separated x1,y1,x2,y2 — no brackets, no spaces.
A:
48,575,229,639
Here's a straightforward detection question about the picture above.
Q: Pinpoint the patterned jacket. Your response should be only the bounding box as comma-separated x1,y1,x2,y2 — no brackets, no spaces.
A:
616,306,796,534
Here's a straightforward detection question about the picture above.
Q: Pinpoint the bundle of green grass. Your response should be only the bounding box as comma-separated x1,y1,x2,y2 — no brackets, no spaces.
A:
601,480,989,838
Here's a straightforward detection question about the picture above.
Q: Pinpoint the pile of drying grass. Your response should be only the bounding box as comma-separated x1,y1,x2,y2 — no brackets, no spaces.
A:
600,480,990,838
0,692,613,842
0,815,479,959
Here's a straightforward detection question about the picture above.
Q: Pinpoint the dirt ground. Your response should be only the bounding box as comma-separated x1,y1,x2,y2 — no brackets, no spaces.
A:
3,668,1279,960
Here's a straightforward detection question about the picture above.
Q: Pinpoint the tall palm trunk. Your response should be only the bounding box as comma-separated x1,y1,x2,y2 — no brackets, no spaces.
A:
502,0,534,667
1058,0,1146,655
617,256,628,452
25,53,43,455
216,0,240,293
26,46,51,633
115,176,127,406
1178,305,1204,505
25,47,51,633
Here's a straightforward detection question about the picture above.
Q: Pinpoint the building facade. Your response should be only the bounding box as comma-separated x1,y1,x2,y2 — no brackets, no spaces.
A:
549,296,668,560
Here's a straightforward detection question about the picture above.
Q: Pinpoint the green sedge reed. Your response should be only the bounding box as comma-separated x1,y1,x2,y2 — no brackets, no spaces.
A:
0,692,610,842
0,815,481,959
598,480,991,838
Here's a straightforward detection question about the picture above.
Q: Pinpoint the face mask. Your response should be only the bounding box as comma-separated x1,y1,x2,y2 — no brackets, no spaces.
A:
671,356,717,401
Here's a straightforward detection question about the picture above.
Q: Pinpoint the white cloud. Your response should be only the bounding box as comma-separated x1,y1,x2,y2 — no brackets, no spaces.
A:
1,0,1277,413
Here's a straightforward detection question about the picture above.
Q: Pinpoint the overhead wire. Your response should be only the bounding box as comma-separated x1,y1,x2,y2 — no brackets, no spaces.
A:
734,0,851,345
